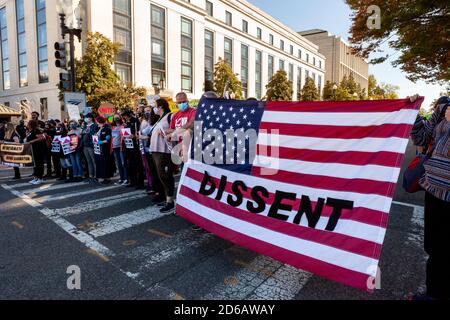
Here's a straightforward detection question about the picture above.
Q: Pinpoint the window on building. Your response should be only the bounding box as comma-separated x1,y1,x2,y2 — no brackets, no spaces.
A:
289,63,294,82
279,59,284,71
113,0,132,82
319,60,322,69
205,0,213,16
297,67,302,100
241,44,248,98
4,101,9,107
204,29,214,91
255,50,262,99
0,6,10,89
269,34,273,45
318,75,322,98
306,53,309,63
257,27,262,40
35,0,48,84
312,72,316,84
242,20,248,33
16,0,27,87
181,17,193,92
40,98,48,120
280,40,284,51
224,37,233,68
268,55,274,80
290,45,293,55
151,5,165,88
298,49,302,59
225,11,232,26
305,69,309,80
313,57,316,66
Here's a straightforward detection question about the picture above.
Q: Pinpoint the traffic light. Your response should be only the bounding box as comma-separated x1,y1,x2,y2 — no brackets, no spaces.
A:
59,72,71,90
54,42,67,69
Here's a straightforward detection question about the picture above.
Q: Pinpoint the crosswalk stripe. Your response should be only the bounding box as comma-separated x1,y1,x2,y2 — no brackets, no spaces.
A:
36,185,121,203
124,228,213,270
87,205,172,238
202,255,311,300
246,265,312,300
22,182,87,194
5,179,58,188
54,191,148,216
0,183,114,257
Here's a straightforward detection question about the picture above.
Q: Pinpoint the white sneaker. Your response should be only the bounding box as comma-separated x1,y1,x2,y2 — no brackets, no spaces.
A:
30,179,43,185
29,178,37,184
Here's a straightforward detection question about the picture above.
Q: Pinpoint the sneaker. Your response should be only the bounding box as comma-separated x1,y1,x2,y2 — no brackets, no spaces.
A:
121,180,130,186
30,179,43,185
159,202,175,213
116,180,124,185
29,178,38,184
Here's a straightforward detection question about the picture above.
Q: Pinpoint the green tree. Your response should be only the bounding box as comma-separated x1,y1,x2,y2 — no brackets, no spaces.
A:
95,82,147,112
301,77,320,101
367,74,400,100
213,58,243,99
71,32,120,106
335,86,353,101
346,0,450,83
265,70,293,101
322,81,337,101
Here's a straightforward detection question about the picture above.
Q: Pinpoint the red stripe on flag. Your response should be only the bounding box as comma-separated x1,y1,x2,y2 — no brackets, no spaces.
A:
185,168,389,228
259,122,413,139
176,204,373,291
252,167,396,197
256,146,403,168
265,98,423,113
180,185,382,258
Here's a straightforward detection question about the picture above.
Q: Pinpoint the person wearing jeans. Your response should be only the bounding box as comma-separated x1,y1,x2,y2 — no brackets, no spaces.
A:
111,116,128,185
67,121,83,182
81,114,98,184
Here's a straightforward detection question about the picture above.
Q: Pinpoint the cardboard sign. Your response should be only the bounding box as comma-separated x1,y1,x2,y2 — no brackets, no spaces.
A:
92,135,101,155
64,92,86,114
51,136,61,153
121,128,134,149
0,142,34,168
98,102,115,118
60,137,73,155
67,104,81,121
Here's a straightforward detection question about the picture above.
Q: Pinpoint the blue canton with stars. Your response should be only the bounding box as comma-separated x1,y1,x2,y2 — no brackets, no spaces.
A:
191,98,265,175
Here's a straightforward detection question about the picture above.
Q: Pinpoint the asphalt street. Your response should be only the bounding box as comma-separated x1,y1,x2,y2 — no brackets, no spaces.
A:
0,140,426,300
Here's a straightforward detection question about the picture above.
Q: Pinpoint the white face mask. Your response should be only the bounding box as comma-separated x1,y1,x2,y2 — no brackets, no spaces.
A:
153,107,158,114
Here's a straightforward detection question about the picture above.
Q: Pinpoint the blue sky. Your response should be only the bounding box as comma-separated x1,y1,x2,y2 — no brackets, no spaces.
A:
248,0,446,109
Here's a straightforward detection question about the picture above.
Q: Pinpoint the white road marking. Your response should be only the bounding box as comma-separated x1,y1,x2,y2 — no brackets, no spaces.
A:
54,191,148,216
87,206,172,238
203,255,310,300
0,183,114,257
125,229,213,270
22,182,87,194
36,185,120,203
392,201,424,211
5,179,58,188
247,265,312,300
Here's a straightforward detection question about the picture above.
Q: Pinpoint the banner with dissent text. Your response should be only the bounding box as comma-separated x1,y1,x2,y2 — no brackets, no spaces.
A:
0,142,34,168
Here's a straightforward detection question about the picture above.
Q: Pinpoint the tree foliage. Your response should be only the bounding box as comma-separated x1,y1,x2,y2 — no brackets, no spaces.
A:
213,58,243,99
346,0,450,83
60,32,146,112
265,70,293,101
322,81,337,101
301,77,320,101
367,75,399,99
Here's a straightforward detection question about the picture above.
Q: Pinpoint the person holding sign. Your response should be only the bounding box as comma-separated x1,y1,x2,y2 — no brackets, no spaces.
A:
81,113,98,184
25,120,47,185
111,115,128,186
1,123,21,180
67,121,83,182
94,116,113,184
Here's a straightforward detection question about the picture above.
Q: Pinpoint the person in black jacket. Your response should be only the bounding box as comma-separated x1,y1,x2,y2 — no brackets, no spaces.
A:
81,113,98,184
121,109,144,189
94,116,113,184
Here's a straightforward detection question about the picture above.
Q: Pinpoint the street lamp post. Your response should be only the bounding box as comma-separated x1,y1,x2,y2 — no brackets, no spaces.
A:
58,13,82,92
332,84,338,101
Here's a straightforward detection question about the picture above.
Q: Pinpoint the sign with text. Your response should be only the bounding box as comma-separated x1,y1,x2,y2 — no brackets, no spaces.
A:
0,142,34,167
64,92,86,114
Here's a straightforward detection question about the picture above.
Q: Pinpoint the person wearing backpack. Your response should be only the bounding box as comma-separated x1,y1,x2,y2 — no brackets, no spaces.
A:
410,95,450,300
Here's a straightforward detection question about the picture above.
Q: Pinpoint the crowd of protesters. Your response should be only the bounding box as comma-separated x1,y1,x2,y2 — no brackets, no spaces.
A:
0,92,197,214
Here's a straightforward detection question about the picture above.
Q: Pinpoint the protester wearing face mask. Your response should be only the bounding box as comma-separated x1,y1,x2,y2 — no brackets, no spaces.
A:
81,113,98,184
111,115,128,185
67,121,83,182
94,116,113,184
139,107,156,193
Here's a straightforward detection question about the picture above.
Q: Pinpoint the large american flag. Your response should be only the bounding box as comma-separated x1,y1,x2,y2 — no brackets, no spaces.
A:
176,97,423,291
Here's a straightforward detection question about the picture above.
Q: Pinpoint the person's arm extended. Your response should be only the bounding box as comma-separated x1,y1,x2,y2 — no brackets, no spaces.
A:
28,135,46,144
411,102,446,147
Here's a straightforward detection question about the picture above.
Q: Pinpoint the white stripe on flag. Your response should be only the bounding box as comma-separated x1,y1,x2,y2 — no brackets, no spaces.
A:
255,155,401,183
185,161,393,213
262,109,418,126
257,133,409,154
177,193,376,275
182,176,386,244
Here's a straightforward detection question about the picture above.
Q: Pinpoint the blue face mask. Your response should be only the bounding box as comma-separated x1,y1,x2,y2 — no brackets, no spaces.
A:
70,124,77,130
178,102,189,112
